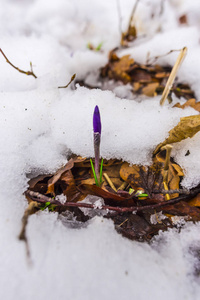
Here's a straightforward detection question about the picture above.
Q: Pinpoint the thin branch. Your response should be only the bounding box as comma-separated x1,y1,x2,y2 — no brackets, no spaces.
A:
19,201,40,241
154,189,190,195
25,189,199,214
146,49,183,66
18,201,40,259
58,74,76,89
0,48,37,78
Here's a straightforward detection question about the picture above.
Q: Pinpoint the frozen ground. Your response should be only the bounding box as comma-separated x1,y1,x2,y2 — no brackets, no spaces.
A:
1,0,200,299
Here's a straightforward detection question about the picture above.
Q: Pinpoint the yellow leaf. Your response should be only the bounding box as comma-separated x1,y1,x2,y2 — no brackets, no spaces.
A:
154,115,200,154
142,82,159,97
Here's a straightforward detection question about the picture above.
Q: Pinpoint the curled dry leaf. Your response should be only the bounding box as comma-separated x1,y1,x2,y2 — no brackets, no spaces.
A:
46,157,86,195
154,115,200,155
78,184,136,207
162,201,200,222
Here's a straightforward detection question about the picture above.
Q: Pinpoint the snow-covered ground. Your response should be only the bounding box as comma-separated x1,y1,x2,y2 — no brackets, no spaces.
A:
1,0,200,299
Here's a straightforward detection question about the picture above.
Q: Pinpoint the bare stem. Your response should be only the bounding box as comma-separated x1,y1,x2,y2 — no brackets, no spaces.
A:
25,189,199,214
94,132,101,183
0,48,37,79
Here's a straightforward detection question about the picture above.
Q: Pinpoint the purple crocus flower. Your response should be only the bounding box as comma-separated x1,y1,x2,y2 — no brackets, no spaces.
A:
93,105,101,183
93,105,101,134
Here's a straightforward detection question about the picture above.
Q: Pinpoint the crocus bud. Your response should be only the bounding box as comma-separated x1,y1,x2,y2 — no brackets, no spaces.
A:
93,105,101,134
93,105,101,184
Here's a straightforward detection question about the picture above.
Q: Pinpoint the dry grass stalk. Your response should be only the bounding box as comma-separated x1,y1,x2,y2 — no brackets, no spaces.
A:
160,47,187,106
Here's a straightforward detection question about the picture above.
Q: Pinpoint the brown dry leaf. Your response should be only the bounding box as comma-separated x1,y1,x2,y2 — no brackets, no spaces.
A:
179,15,188,25
130,69,152,82
60,170,84,202
120,161,164,197
121,25,137,45
133,82,141,92
155,153,184,198
188,193,200,207
78,184,135,206
162,201,200,222
174,98,200,112
167,164,181,198
142,82,159,97
28,174,52,193
120,154,183,199
110,55,134,83
155,72,170,79
120,162,142,189
154,115,200,154
46,156,85,195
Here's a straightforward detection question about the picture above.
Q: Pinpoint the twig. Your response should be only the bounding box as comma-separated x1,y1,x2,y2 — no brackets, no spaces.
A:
154,189,190,195
58,74,76,89
25,189,199,214
0,48,37,78
103,173,117,192
146,49,183,66
19,201,40,240
160,47,187,106
117,218,128,227
19,201,40,259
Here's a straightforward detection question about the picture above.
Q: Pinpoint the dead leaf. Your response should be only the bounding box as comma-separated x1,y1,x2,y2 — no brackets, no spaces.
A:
78,184,136,206
46,157,85,195
155,152,184,198
142,82,159,97
155,72,170,79
133,82,141,91
188,193,200,207
130,69,152,82
121,25,137,46
154,115,200,154
174,98,200,112
28,174,52,192
162,201,200,222
120,163,141,188
120,161,165,198
179,15,188,25
110,55,135,83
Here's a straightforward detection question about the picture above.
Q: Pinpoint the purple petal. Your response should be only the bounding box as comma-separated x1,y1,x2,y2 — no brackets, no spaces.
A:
93,105,101,134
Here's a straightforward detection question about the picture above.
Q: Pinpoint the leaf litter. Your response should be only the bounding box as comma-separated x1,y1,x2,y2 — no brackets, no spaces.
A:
22,135,200,243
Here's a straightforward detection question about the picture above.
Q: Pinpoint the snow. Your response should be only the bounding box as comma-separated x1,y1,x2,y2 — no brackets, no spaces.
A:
1,0,200,299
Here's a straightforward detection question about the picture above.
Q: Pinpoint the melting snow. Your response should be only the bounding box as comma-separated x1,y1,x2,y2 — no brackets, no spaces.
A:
1,0,200,299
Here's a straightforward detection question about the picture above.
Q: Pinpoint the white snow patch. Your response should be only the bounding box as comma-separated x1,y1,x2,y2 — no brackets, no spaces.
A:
1,1,200,300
